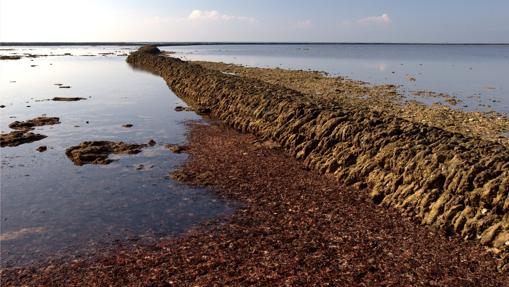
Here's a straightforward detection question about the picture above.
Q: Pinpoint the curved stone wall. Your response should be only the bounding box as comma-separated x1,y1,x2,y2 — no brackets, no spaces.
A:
127,46,509,270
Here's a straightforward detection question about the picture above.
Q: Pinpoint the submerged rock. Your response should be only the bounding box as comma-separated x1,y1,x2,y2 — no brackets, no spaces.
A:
65,141,148,166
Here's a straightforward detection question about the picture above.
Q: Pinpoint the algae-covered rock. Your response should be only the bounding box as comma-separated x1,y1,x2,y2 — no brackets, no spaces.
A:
126,46,509,270
8,116,60,130
0,131,47,147
65,141,148,166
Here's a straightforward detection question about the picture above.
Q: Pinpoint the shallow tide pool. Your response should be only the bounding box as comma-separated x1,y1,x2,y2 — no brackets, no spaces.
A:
0,48,234,267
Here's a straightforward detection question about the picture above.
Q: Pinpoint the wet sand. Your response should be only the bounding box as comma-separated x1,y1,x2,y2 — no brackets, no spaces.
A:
2,122,507,286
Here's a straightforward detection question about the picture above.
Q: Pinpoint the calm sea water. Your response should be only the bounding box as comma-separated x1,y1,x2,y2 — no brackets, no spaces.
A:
0,47,234,267
167,44,509,114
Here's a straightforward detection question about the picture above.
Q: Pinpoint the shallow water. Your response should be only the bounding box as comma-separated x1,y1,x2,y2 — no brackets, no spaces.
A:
167,44,509,115
0,49,234,267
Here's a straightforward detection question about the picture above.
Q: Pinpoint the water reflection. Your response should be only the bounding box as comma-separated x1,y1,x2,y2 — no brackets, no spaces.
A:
0,49,235,267
168,44,509,114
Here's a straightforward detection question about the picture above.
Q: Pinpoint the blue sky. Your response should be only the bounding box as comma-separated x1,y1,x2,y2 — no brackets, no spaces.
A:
1,0,508,42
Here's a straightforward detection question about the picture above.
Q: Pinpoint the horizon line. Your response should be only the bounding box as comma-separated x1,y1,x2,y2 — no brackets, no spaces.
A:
1,41,509,46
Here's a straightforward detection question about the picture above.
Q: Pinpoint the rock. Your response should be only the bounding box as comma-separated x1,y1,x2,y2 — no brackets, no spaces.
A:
1,131,47,147
138,45,161,55
148,139,156,146
36,146,47,152
52,97,86,101
65,141,148,166
126,46,509,269
175,106,192,112
165,144,186,153
135,164,154,171
8,117,60,130
196,107,212,114
0,55,21,60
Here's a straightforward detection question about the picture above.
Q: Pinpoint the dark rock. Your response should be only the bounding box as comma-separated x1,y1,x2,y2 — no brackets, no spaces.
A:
138,45,161,55
65,141,148,166
0,55,21,60
1,131,47,147
8,117,60,130
52,97,86,101
36,146,47,152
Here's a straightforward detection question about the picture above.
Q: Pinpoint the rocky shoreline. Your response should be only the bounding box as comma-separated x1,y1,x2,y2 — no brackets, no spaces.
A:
127,46,509,271
2,122,507,286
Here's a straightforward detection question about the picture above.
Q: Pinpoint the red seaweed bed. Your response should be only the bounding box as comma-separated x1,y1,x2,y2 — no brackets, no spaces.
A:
1,122,508,286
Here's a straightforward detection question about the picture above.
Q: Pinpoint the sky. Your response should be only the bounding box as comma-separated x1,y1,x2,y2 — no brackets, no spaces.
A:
1,0,508,43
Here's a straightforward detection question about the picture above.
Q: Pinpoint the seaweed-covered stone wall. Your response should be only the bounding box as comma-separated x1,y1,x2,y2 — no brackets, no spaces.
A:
127,46,509,270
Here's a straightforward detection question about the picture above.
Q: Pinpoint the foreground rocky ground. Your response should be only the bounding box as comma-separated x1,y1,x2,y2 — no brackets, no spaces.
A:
2,122,507,286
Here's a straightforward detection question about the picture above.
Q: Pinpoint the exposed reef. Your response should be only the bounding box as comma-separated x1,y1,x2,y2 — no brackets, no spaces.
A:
52,97,86,102
0,131,47,147
8,116,60,130
0,55,21,60
127,46,509,271
65,141,149,166
1,116,60,147
194,61,509,146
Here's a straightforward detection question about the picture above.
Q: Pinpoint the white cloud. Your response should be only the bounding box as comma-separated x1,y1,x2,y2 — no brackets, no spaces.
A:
188,10,254,22
358,13,391,25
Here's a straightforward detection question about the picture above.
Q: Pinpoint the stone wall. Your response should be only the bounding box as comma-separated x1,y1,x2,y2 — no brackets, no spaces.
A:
127,46,509,270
